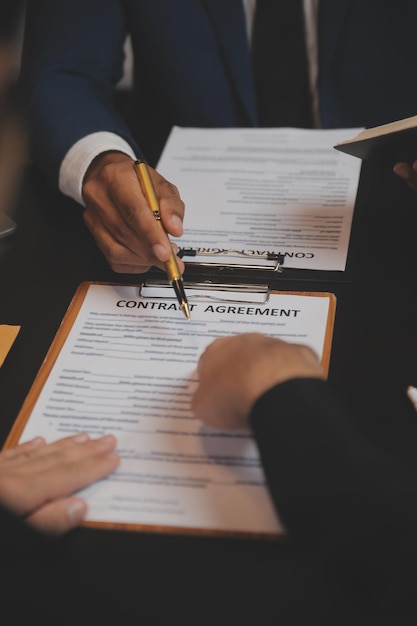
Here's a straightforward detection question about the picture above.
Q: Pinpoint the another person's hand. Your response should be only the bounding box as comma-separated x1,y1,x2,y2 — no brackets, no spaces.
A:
192,333,324,430
82,151,185,274
0,432,119,535
393,160,417,194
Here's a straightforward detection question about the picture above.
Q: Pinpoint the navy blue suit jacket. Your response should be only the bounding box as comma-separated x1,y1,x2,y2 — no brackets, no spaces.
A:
21,0,417,191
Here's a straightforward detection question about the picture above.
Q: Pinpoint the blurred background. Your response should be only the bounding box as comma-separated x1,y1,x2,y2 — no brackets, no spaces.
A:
0,2,26,237
0,4,134,238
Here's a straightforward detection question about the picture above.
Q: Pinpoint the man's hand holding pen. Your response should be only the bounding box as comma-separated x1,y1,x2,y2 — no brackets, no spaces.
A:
134,159,190,319
82,150,186,275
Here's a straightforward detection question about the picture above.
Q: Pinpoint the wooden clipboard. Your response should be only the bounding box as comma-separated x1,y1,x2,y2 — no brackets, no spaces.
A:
4,281,336,538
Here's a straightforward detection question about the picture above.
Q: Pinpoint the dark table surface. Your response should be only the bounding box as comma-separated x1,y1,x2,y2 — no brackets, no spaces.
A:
2,163,417,622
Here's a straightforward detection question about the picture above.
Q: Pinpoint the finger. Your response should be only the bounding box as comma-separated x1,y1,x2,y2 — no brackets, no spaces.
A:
119,164,185,265
197,337,228,371
92,220,185,275
32,451,120,510
83,157,185,272
84,185,185,274
393,161,417,192
25,496,88,535
0,432,91,469
192,382,245,430
83,182,159,269
10,433,117,476
0,436,46,460
83,170,166,270
393,161,411,178
83,209,155,273
0,435,120,516
10,448,120,517
152,170,185,237
111,166,176,260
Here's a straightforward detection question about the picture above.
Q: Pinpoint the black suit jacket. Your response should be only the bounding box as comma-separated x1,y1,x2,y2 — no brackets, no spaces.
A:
251,378,417,619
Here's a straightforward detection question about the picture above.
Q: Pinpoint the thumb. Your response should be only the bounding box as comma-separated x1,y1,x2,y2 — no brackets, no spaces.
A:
25,497,88,535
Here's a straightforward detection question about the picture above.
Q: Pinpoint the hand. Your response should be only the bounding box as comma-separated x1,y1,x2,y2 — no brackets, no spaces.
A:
82,151,185,274
192,333,324,430
393,160,417,194
0,432,119,535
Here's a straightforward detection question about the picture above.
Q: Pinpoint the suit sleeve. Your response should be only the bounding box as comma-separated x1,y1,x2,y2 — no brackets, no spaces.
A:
250,378,417,609
0,501,62,546
20,0,142,190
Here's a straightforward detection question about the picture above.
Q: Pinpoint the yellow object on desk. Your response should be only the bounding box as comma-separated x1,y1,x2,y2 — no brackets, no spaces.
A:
0,324,20,366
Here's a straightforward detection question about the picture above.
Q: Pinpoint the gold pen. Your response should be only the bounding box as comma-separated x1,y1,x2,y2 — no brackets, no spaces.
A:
134,159,191,320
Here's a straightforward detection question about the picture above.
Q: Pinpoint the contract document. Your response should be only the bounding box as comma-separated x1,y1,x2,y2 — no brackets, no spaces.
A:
157,126,362,272
7,283,335,537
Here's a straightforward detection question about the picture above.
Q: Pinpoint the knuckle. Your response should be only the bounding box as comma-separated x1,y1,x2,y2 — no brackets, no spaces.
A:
167,182,180,197
160,195,184,213
159,181,185,208
95,160,119,184
159,178,179,196
121,202,138,226
104,248,125,270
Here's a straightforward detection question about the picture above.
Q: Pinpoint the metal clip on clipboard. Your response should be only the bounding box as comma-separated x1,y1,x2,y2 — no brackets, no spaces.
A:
139,280,271,304
177,248,284,273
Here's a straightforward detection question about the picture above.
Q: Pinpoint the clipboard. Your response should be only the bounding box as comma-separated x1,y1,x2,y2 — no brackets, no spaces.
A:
146,254,353,286
178,248,285,273
155,126,362,284
4,281,336,539
161,246,355,284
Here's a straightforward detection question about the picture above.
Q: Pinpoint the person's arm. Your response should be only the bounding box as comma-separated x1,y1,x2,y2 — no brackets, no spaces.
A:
20,1,185,274
192,334,417,610
20,0,134,189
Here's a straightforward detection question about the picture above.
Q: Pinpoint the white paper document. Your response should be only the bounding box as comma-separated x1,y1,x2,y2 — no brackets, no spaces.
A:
19,283,335,536
157,126,362,271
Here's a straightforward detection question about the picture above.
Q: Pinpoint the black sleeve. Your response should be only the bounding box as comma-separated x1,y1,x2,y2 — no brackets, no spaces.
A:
0,505,126,621
0,502,59,558
250,378,417,611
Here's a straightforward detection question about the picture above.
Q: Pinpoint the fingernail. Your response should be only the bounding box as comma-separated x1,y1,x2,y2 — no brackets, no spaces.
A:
170,215,183,234
152,243,170,262
66,499,87,524
394,163,409,178
28,436,45,446
72,432,89,443
97,434,116,447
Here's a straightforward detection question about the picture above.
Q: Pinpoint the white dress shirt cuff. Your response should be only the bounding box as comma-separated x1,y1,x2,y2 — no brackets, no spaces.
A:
58,132,137,206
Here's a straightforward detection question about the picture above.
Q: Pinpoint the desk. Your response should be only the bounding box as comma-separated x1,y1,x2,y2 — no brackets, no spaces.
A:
1,164,417,623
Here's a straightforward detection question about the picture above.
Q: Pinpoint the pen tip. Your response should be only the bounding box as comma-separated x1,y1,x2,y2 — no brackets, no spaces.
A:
182,302,191,320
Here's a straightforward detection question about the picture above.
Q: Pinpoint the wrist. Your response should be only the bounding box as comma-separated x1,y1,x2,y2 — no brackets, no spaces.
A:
83,150,133,184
